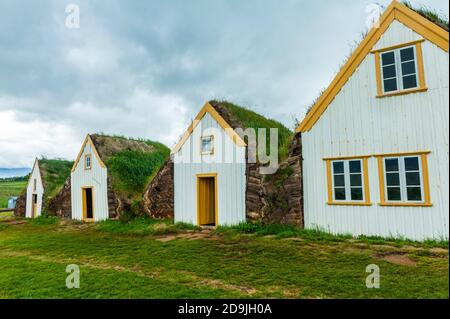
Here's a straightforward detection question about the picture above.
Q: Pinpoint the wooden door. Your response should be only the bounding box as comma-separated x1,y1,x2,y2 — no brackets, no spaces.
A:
82,188,94,220
197,177,216,226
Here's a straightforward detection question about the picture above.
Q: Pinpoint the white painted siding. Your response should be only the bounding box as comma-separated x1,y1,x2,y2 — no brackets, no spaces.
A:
174,112,247,226
71,140,109,221
25,161,44,218
303,21,449,240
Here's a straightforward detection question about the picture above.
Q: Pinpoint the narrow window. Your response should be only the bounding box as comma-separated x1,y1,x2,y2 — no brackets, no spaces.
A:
327,158,370,205
201,136,214,155
33,178,37,192
85,154,92,170
378,153,431,206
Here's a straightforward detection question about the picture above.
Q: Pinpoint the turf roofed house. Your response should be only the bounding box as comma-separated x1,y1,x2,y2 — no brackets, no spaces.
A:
171,101,303,227
14,158,73,218
296,1,449,240
70,134,169,222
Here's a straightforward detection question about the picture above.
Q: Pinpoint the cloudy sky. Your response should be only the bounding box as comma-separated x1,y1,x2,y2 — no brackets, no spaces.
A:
0,0,448,168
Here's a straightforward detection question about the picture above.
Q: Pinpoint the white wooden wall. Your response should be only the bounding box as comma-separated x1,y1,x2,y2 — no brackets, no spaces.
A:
25,161,44,218
174,112,247,226
71,140,109,221
302,21,449,240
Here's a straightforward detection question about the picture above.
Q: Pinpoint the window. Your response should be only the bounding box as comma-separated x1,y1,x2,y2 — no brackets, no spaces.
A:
33,179,37,192
326,157,371,205
377,153,432,206
85,154,92,170
201,136,214,155
373,40,426,97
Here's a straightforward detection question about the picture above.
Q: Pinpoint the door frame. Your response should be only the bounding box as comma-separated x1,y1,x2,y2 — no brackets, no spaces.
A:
31,194,38,218
81,186,94,222
196,173,218,227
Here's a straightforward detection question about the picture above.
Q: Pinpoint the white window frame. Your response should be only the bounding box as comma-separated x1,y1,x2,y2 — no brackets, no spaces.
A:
380,45,419,94
200,135,214,155
383,155,425,204
331,159,365,203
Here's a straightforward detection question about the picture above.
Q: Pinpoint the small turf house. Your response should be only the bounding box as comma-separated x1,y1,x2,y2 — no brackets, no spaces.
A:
70,134,169,222
296,1,449,240
171,101,302,227
15,158,73,218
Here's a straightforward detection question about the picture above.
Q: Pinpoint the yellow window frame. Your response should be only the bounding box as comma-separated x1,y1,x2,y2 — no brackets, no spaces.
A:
325,155,372,206
373,39,427,98
376,151,432,207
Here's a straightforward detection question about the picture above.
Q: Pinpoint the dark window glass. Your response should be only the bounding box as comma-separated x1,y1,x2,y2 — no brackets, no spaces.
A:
334,188,346,200
404,157,419,171
382,52,395,65
384,78,398,92
333,161,344,174
334,175,345,187
401,61,416,76
400,47,415,62
385,158,399,172
406,172,421,186
350,174,362,187
349,160,361,173
386,172,400,186
383,65,397,78
407,187,422,201
387,187,402,201
351,188,363,201
402,75,418,89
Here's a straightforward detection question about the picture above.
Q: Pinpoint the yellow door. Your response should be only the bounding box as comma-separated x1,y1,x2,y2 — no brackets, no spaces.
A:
82,187,94,221
197,177,216,226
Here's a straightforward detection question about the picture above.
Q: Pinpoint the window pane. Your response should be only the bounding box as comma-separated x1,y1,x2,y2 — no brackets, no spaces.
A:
382,52,395,65
401,61,416,76
406,172,421,186
349,160,361,173
400,47,415,62
333,161,344,174
407,187,422,201
402,75,418,89
387,187,402,201
385,158,399,172
350,174,362,187
386,172,400,186
383,65,396,79
334,188,346,200
334,174,345,187
351,188,363,201
383,78,398,92
404,157,419,171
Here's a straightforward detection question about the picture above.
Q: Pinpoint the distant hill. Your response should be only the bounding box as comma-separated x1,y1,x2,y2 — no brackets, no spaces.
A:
0,168,31,178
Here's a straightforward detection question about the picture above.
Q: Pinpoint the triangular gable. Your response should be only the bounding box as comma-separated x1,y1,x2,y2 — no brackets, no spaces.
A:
171,102,247,155
27,158,43,190
71,134,106,172
296,0,449,133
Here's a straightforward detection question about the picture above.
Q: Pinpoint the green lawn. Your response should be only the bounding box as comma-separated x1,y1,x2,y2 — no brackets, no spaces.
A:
0,218,448,299
0,180,26,208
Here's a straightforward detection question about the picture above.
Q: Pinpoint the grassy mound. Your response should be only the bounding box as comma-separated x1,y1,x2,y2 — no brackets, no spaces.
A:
39,159,73,201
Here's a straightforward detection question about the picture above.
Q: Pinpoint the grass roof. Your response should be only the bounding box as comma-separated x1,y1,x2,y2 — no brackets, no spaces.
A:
90,134,170,199
38,158,73,203
403,1,449,31
209,101,293,161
